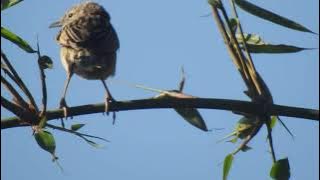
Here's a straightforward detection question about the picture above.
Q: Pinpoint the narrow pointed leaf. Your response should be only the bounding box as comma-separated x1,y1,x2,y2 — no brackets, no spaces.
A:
81,136,104,148
246,44,310,54
234,33,312,54
223,154,234,180
270,158,290,180
217,131,237,143
234,0,316,34
174,108,208,131
34,130,56,158
71,124,85,131
1,27,36,53
1,0,22,11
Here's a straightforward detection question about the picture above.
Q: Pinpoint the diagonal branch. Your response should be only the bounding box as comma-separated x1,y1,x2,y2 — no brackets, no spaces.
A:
210,6,257,97
1,51,39,112
1,96,35,125
1,75,29,109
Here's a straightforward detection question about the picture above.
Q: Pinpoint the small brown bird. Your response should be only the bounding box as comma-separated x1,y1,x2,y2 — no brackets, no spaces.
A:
49,2,119,117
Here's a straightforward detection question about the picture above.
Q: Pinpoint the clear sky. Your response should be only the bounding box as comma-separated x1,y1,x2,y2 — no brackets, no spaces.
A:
1,0,319,179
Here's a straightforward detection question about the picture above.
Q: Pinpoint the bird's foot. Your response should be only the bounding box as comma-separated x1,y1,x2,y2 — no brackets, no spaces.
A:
104,95,117,124
59,98,71,127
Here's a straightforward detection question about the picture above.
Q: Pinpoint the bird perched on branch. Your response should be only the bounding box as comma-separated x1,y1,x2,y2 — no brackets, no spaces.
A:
49,2,119,117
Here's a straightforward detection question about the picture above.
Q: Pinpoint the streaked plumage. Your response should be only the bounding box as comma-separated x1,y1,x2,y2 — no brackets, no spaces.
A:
50,2,119,117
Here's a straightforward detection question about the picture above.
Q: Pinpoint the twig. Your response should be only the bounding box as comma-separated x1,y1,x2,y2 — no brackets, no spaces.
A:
36,39,47,116
210,5,256,97
46,123,109,142
229,0,257,77
1,96,34,124
266,119,277,162
1,51,39,112
1,75,29,109
217,3,262,96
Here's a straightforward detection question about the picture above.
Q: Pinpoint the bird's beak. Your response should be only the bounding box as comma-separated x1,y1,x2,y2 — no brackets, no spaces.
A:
49,21,62,28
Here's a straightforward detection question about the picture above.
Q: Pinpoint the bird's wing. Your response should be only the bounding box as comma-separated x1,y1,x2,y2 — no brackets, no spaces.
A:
57,15,119,53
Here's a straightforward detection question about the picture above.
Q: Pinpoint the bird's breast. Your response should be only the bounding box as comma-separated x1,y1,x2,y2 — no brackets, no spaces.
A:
60,47,116,80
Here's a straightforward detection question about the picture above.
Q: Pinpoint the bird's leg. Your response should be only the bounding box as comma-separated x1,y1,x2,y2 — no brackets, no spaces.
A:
101,80,116,123
59,69,73,126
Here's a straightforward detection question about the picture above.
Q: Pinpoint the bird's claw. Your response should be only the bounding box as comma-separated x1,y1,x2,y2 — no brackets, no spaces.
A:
104,95,117,124
59,98,71,127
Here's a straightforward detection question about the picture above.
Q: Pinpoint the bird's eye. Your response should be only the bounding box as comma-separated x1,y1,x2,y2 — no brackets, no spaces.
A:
68,13,73,18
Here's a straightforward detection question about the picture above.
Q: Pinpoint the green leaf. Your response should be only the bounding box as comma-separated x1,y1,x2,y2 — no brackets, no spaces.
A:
234,33,312,54
1,0,23,11
1,27,36,53
218,131,237,143
223,154,234,180
71,124,85,131
34,130,57,160
270,158,290,180
270,116,278,129
234,0,316,34
174,108,208,131
246,44,309,54
39,55,53,69
82,136,104,148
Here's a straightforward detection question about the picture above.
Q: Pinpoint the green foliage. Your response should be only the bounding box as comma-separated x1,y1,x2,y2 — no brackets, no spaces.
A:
270,158,291,180
174,108,208,131
1,26,36,53
234,0,316,34
235,33,311,54
246,44,309,54
223,154,234,180
71,124,86,131
1,0,23,11
34,130,58,161
270,116,278,129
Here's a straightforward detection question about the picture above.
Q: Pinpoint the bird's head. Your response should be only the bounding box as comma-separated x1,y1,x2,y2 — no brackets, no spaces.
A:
49,1,110,28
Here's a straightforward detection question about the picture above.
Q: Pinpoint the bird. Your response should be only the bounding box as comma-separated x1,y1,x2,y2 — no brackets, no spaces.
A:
49,2,119,118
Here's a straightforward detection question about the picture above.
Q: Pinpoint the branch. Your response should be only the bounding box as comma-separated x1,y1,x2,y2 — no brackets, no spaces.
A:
1,75,29,109
36,42,48,115
1,98,318,129
1,51,39,112
1,96,35,125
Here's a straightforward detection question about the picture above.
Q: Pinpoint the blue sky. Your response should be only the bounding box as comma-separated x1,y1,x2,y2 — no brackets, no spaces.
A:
1,0,319,179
